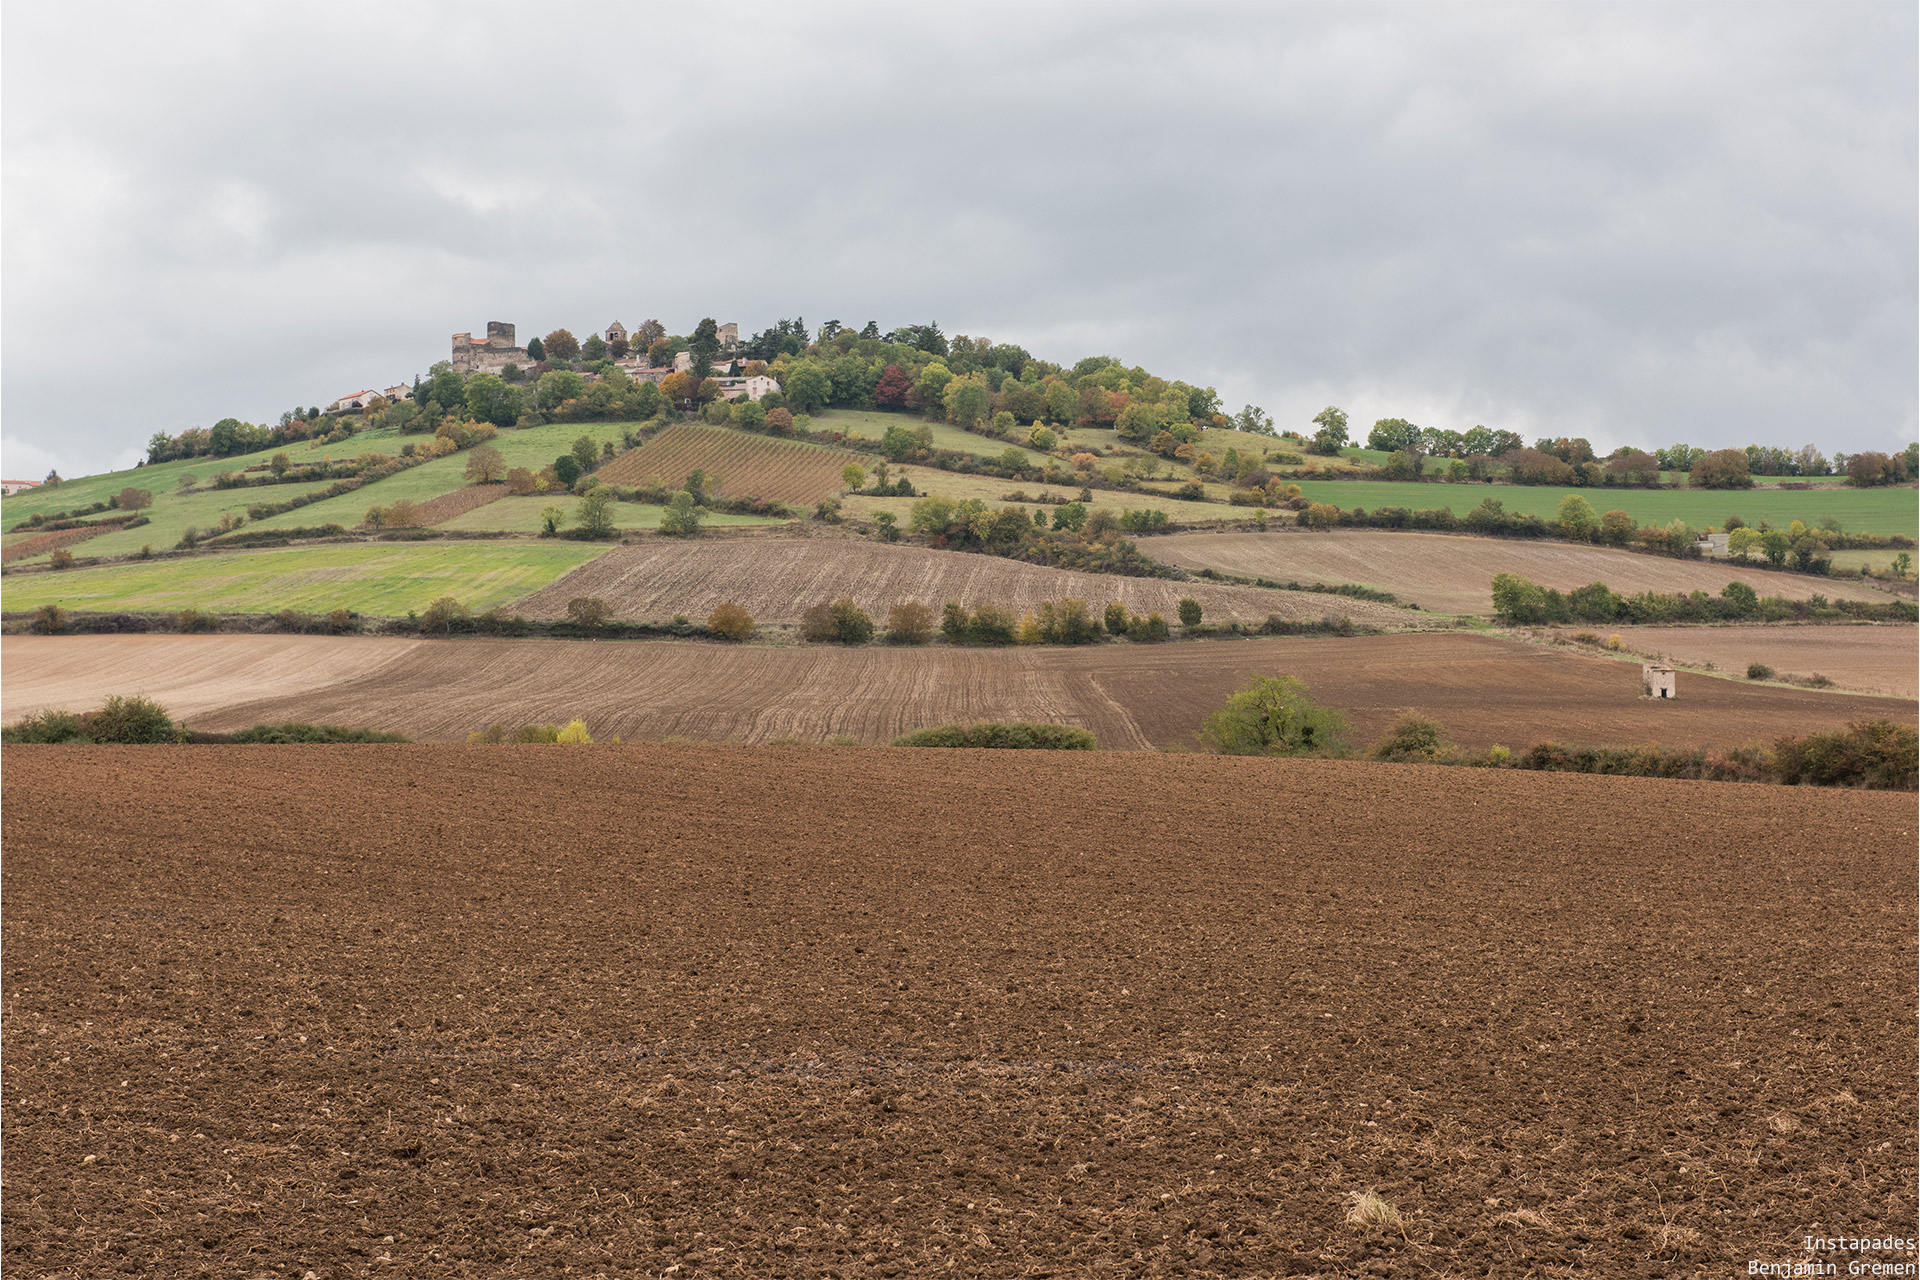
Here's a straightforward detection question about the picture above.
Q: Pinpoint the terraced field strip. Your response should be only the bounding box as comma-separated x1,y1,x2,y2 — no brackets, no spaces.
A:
20,630,1908,749
595,424,872,505
0,542,610,617
415,483,507,526
1285,477,1920,532
0,520,128,564
4,747,1911,1276
1153,529,1896,615
508,538,1413,628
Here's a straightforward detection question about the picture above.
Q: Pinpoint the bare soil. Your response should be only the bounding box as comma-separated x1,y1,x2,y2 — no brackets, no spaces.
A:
1551,624,1920,699
416,485,507,527
508,539,1414,630
3,746,1913,1277
7,632,1910,750
1152,530,1896,615
0,634,424,723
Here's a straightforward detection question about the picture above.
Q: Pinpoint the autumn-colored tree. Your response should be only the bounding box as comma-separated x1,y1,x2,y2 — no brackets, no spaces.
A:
646,337,674,367
707,602,755,641
117,486,154,511
659,371,695,402
505,466,537,495
765,407,795,435
543,329,581,361
634,319,666,348
874,363,913,409
886,600,935,645
464,444,507,483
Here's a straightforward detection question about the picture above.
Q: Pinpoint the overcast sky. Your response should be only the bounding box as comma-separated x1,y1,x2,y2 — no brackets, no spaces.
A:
4,1,1914,479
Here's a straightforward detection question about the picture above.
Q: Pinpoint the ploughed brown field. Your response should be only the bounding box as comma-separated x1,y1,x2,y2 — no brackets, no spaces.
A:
1151,530,1897,615
1556,623,1920,700
510,538,1413,630
5,632,1913,749
4,747,1913,1277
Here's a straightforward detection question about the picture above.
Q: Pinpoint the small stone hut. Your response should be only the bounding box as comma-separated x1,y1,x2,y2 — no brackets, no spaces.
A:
1642,663,1677,699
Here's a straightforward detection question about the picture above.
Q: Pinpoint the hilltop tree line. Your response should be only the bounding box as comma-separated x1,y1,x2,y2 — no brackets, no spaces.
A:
137,314,1917,492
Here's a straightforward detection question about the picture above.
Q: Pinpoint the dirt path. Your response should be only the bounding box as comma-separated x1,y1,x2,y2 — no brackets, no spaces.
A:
4,747,1912,1276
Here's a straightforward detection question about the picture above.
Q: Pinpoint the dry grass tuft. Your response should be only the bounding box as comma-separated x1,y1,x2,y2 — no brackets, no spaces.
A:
1494,1207,1555,1230
1767,1113,1801,1134
1344,1190,1403,1231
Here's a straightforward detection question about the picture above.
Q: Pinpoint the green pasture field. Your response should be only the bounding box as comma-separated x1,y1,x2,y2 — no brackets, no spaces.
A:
1,542,609,617
811,409,1010,459
0,428,402,529
1286,478,1918,535
248,421,650,533
434,496,789,534
12,480,348,564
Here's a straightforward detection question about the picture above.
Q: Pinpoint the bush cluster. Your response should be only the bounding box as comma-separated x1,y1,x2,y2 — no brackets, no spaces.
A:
893,722,1097,749
1491,572,1916,626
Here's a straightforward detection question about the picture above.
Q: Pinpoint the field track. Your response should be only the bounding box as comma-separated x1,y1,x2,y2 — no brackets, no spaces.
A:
509,538,1414,628
1152,529,1897,614
7,632,1910,749
595,425,869,505
3,747,1913,1276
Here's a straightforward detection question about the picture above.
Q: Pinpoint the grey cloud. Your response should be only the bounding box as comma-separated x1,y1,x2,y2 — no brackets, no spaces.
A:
3,1,1912,478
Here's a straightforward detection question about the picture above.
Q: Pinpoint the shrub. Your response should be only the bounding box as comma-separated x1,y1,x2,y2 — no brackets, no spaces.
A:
1125,611,1169,642
1177,597,1202,627
886,600,935,645
86,694,179,744
800,602,835,642
176,608,215,633
1772,721,1917,789
828,598,874,644
514,723,562,743
327,607,355,634
419,596,469,635
228,723,408,743
1104,601,1129,636
894,722,1096,750
1197,675,1350,757
708,602,755,641
383,498,422,529
1747,662,1775,680
967,604,1017,646
659,490,702,536
556,719,594,744
50,548,75,569
1370,711,1451,761
34,603,69,635
941,601,968,641
2,708,91,743
566,596,613,629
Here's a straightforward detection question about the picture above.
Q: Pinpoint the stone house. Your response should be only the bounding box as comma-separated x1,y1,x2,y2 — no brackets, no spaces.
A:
1642,663,1677,699
450,321,530,375
1,479,41,497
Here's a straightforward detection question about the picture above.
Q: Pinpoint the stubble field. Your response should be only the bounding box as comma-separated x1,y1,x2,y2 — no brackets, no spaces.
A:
509,539,1413,630
1152,530,1898,615
3,747,1913,1278
7,632,1910,749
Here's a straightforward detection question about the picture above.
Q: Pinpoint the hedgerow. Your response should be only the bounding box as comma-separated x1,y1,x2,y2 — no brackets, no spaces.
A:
893,722,1097,750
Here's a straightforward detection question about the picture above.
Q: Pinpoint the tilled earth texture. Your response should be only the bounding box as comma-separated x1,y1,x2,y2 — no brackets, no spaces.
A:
3,747,1914,1279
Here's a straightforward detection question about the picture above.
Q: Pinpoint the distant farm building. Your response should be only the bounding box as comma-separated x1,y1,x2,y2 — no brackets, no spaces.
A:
450,321,530,375
1643,663,1677,699
325,390,383,414
1,479,41,497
